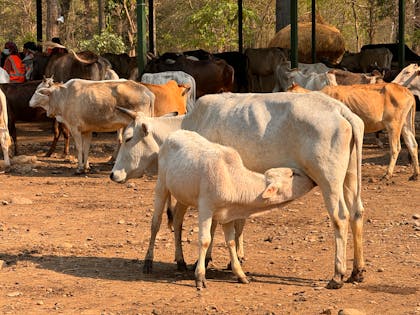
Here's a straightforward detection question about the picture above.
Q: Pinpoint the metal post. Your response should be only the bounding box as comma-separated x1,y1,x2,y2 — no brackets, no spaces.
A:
137,0,147,76
398,0,405,69
311,0,316,63
290,0,298,68
148,0,155,55
36,0,42,43
238,0,243,53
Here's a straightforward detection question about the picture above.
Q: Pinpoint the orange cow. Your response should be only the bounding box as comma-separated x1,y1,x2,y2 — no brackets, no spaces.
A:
141,80,190,117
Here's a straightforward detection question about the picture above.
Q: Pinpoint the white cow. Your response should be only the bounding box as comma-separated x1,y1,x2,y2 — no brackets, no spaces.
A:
141,71,196,112
273,68,337,92
392,63,420,99
111,92,365,289
29,78,154,174
0,89,11,167
0,67,10,83
273,61,332,92
149,129,316,289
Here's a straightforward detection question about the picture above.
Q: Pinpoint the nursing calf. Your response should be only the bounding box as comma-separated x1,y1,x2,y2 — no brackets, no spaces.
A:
148,130,315,289
111,92,365,289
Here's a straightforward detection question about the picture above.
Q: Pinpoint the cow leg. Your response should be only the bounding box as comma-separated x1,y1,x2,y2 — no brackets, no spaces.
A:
383,124,402,180
70,129,85,174
81,132,92,173
234,219,246,263
62,123,70,157
344,145,365,283
173,202,189,271
222,221,249,284
45,120,60,157
401,122,419,181
8,122,17,156
195,202,213,290
375,131,384,148
110,128,123,163
143,178,169,273
226,218,246,270
0,130,11,167
324,190,350,289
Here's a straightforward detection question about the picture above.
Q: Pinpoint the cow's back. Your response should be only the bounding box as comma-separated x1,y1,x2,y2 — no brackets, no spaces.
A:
182,92,357,178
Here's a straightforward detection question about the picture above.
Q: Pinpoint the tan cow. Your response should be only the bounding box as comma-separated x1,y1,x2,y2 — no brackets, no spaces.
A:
288,82,419,180
29,79,155,174
245,47,289,92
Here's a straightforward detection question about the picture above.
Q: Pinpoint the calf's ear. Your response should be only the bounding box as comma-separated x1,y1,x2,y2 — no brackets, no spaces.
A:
262,183,279,199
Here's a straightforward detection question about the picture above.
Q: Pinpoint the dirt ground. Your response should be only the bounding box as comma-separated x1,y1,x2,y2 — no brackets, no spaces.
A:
0,121,419,315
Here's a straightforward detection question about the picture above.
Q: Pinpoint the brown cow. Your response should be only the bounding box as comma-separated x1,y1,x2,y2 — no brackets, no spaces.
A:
245,47,289,92
144,54,234,98
288,82,419,180
327,69,384,85
0,80,70,157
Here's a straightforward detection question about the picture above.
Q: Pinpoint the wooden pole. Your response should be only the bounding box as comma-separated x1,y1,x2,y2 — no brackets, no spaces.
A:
136,0,147,75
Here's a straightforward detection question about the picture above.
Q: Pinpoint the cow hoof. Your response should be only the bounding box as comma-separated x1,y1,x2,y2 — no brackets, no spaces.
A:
238,276,249,284
195,277,207,290
408,174,418,181
177,260,188,271
74,169,85,175
143,260,153,274
381,174,392,181
346,268,366,283
326,278,344,289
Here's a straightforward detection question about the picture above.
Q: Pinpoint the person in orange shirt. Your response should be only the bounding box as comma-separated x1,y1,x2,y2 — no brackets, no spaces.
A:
3,41,25,83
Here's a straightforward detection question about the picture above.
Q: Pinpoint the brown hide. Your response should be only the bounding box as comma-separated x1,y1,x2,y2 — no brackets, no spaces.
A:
144,55,234,98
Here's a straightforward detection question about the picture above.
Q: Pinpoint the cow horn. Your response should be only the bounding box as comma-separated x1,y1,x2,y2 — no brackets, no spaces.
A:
116,106,138,120
70,49,96,64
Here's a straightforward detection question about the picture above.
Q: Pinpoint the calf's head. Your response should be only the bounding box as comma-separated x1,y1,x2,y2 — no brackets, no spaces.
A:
110,109,160,183
262,168,315,203
29,78,59,117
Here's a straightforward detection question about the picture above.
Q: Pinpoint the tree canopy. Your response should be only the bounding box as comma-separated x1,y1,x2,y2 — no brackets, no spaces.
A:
0,0,418,55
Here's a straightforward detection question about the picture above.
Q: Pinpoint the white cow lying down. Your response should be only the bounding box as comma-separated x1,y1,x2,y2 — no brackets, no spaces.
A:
111,92,365,289
148,129,316,289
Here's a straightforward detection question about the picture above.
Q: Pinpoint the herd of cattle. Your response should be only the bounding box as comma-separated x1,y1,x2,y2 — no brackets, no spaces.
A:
0,43,419,290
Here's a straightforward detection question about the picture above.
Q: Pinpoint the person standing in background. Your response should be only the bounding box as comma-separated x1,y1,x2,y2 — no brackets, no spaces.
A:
22,41,37,81
3,41,25,83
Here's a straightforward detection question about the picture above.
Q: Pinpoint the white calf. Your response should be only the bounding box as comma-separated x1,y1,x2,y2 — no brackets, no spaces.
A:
146,130,315,289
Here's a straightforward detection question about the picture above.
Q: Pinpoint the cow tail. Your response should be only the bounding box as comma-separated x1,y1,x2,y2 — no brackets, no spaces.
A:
341,107,364,210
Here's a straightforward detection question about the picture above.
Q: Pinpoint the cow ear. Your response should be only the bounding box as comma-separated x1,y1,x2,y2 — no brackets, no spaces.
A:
38,88,52,96
182,85,191,96
261,183,279,199
141,123,149,136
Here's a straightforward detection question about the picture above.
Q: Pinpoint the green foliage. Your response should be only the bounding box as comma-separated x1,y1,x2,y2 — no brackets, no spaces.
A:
185,1,259,51
79,29,126,54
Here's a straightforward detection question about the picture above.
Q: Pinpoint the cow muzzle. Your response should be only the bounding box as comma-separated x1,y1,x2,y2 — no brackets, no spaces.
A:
109,170,127,183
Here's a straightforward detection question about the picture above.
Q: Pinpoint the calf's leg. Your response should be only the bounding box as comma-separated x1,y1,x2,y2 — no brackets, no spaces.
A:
222,221,248,284
195,203,212,290
143,179,169,273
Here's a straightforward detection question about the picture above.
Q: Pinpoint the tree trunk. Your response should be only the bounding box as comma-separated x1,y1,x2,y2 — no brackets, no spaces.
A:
98,0,104,34
414,0,420,54
46,0,60,40
351,0,360,51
